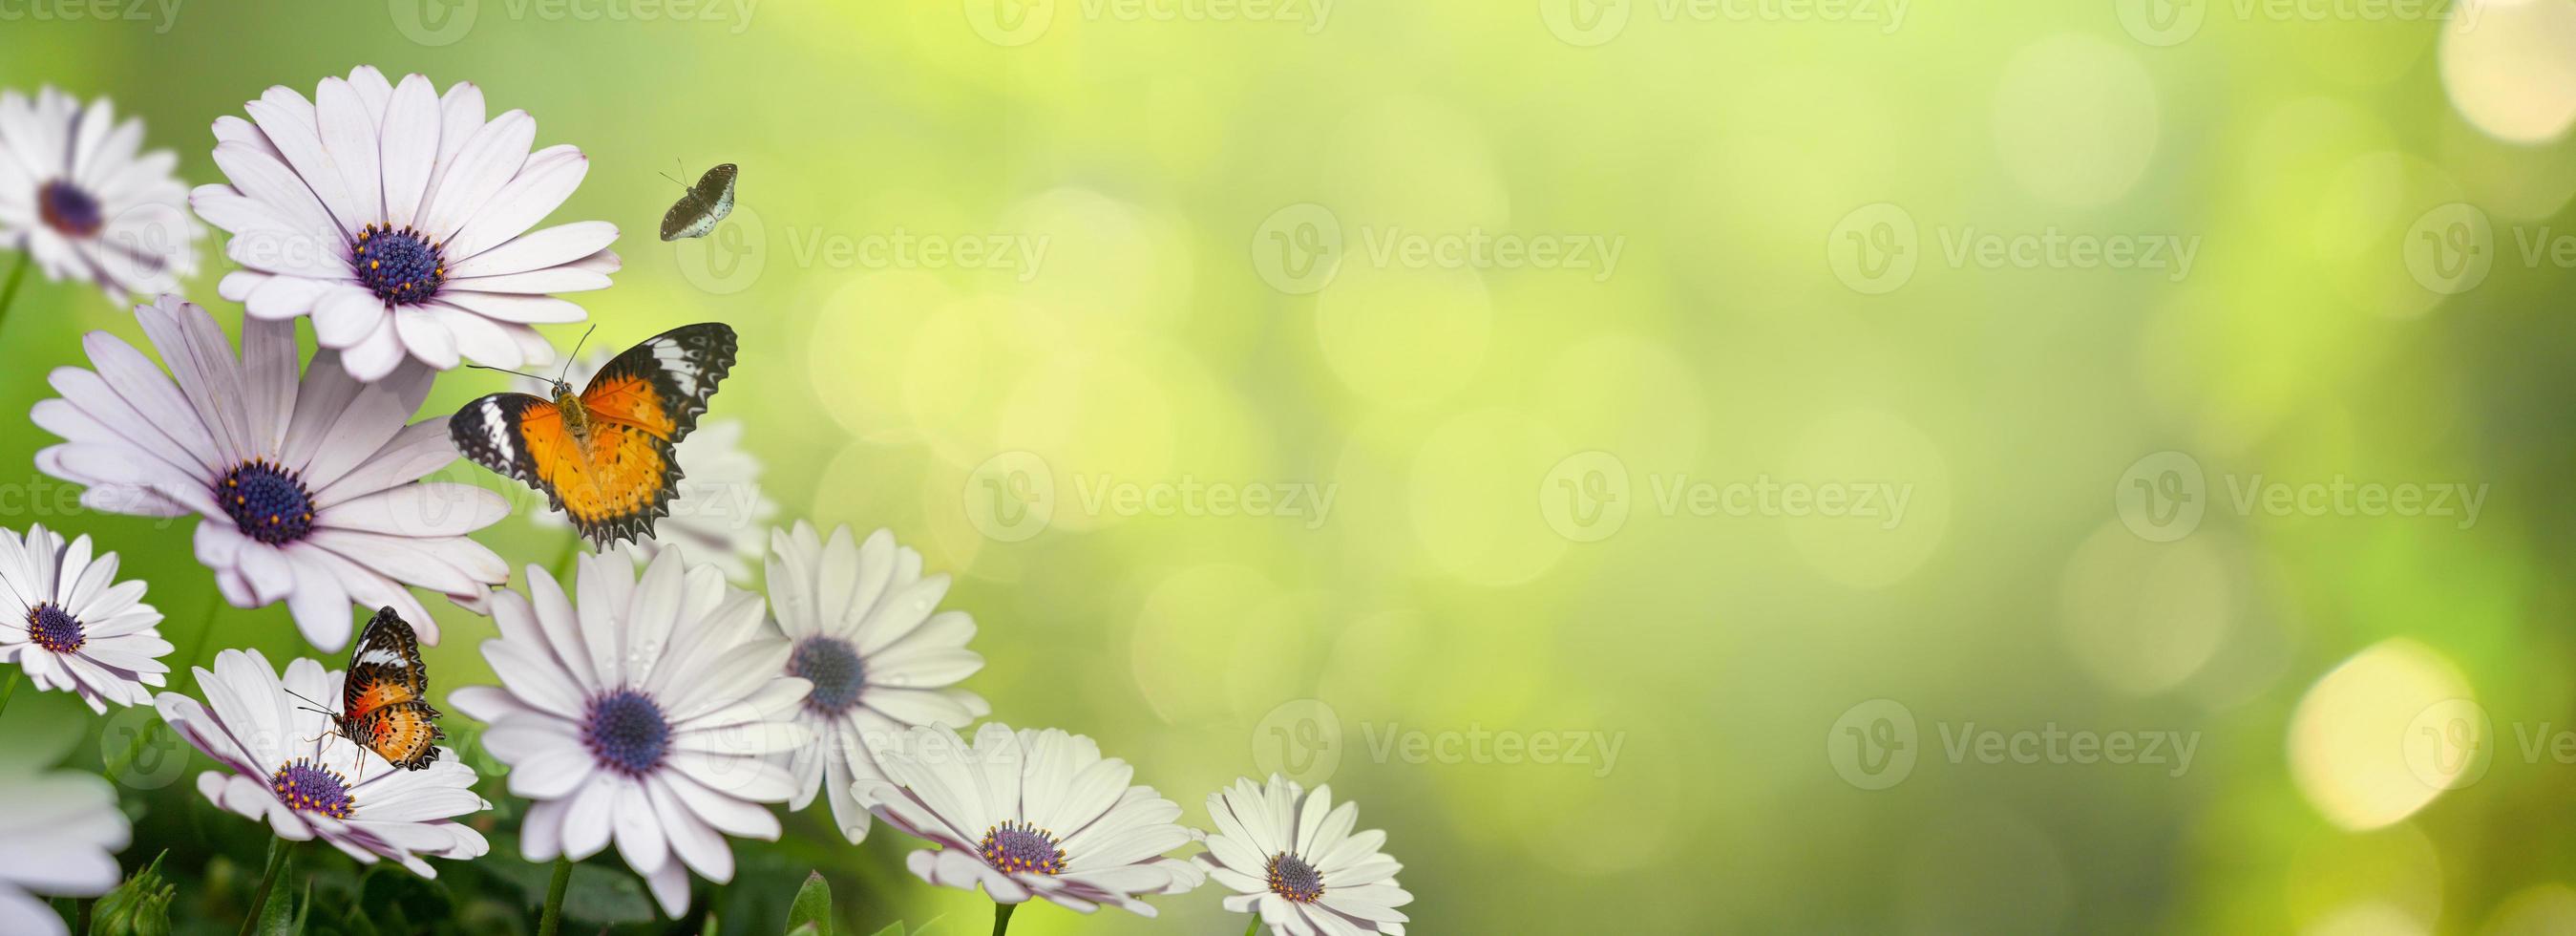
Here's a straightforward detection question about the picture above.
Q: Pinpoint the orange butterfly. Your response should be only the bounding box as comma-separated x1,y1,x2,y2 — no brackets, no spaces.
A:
450,323,737,547
300,607,443,771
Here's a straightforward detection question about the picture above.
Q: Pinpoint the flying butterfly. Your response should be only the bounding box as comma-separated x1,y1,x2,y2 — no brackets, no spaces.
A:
449,323,738,547
285,607,445,772
659,162,737,241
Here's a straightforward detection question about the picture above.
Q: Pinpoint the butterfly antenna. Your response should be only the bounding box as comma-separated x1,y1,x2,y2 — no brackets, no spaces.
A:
560,324,599,384
465,363,556,384
282,686,336,714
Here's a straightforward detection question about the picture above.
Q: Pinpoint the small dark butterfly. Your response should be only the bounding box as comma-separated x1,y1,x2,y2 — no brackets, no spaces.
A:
660,163,737,241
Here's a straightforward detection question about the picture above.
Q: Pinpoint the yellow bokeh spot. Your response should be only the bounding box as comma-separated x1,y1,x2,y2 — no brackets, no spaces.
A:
2288,640,2475,831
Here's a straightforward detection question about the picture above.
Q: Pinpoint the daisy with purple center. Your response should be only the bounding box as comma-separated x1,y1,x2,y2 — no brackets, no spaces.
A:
765,522,989,842
448,548,813,917
155,648,490,876
191,66,617,381
31,295,510,651
0,523,169,713
1197,776,1412,936
0,86,201,309
858,723,1204,932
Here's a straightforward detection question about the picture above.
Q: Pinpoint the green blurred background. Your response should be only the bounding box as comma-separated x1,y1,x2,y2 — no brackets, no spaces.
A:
8,0,2576,932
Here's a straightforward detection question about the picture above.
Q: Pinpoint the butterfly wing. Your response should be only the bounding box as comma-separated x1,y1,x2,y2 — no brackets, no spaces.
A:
525,323,737,546
659,163,736,241
585,323,736,446
339,607,444,771
451,391,597,517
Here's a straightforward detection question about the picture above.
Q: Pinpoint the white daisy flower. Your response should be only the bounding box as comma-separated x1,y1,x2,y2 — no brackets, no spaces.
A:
31,295,510,652
765,522,988,842
520,351,776,583
0,752,132,936
0,523,170,713
859,723,1204,925
0,86,201,305
191,65,618,381
1198,776,1412,936
155,648,490,876
448,548,813,917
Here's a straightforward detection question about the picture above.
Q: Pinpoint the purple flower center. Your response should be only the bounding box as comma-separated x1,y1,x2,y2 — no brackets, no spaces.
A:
581,690,671,776
979,820,1066,876
787,636,866,715
26,602,83,653
218,459,316,545
1266,852,1323,904
37,180,102,238
269,758,355,819
351,223,446,306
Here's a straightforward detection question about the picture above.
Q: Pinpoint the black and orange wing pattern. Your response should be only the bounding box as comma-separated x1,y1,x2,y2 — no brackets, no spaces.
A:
338,606,443,771
448,324,737,547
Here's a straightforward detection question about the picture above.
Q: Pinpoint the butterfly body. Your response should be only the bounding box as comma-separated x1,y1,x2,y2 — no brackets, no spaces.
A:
337,607,443,771
451,323,738,547
660,163,737,241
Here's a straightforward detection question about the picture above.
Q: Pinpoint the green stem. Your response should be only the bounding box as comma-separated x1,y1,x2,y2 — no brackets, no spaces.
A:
237,838,289,936
992,902,1016,936
536,857,572,936
0,670,19,719
180,588,223,692
1244,915,1263,936
0,251,28,339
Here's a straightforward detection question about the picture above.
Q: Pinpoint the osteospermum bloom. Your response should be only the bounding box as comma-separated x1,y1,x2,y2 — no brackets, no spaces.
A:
0,86,201,305
522,352,776,583
859,724,1204,920
1198,776,1412,936
32,295,509,651
0,753,132,936
0,523,170,713
192,65,617,381
765,522,988,842
449,548,812,916
156,649,489,875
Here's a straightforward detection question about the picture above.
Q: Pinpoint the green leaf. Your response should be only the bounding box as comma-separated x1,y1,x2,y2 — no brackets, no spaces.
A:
560,864,656,925
865,925,907,936
784,871,832,936
253,864,300,936
90,850,174,936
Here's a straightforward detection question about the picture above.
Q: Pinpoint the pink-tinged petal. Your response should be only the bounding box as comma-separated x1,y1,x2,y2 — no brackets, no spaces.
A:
74,330,222,472
504,735,598,799
437,290,586,325
520,798,568,862
346,67,394,120
445,266,612,295
422,303,523,370
312,420,461,506
445,221,617,278
305,528,482,594
432,81,485,169
299,382,415,490
559,777,618,860
238,91,357,236
611,779,669,875
308,287,386,351
643,857,691,919
314,78,384,229
395,306,460,370
243,272,335,322
42,444,221,518
444,145,586,261
378,75,440,228
321,484,505,538
479,641,584,719
661,769,780,840
648,779,733,882
340,314,409,381
418,110,534,242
